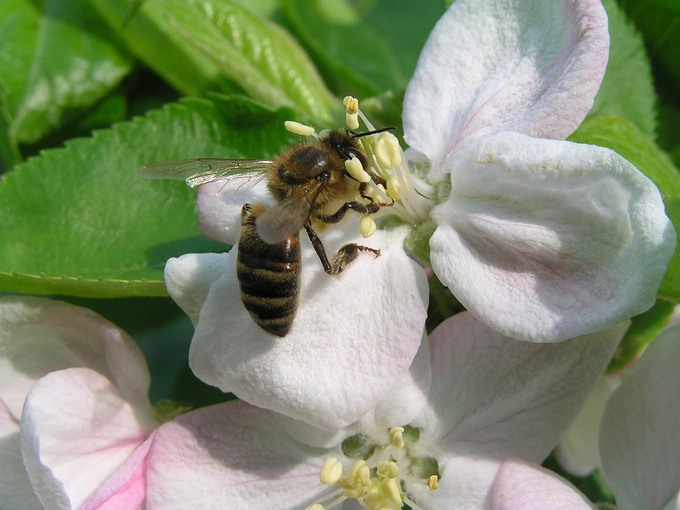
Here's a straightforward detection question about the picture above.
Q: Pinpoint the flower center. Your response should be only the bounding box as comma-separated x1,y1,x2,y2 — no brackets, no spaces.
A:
306,426,440,510
285,97,436,238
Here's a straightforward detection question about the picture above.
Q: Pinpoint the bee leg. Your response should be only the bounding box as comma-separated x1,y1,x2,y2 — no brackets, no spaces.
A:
329,244,380,275
305,223,333,273
358,182,394,208
304,223,380,276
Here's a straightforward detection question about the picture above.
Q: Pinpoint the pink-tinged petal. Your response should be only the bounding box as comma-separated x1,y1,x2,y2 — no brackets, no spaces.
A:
146,401,324,509
403,0,609,181
413,313,623,462
554,374,620,476
188,226,428,430
0,297,151,418
81,433,155,510
197,179,272,245
0,401,42,510
600,324,680,510
492,459,595,509
165,252,228,325
431,132,675,342
20,368,156,509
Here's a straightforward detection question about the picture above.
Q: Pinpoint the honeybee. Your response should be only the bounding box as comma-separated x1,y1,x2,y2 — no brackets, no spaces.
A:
141,128,393,336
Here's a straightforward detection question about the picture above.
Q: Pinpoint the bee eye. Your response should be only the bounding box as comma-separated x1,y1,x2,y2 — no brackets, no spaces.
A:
342,147,363,161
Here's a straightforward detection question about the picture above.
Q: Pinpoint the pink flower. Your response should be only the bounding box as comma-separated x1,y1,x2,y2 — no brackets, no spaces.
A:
0,296,157,509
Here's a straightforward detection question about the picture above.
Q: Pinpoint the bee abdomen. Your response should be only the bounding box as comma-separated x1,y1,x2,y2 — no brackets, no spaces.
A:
237,204,301,337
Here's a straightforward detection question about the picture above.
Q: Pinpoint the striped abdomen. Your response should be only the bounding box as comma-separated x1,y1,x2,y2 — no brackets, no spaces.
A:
237,204,301,337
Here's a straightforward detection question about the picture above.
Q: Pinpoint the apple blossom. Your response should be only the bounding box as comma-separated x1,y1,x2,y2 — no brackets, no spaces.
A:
137,313,624,509
165,0,674,432
0,296,157,509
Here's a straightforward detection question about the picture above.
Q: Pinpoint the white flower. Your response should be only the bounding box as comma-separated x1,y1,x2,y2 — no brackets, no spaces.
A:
165,0,675,429
136,313,624,509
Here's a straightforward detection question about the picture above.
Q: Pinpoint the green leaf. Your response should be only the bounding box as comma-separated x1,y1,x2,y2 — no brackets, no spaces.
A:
590,0,657,138
91,0,336,122
0,94,296,297
0,0,132,145
283,0,405,98
283,0,444,99
659,195,680,303
569,114,680,197
618,0,680,85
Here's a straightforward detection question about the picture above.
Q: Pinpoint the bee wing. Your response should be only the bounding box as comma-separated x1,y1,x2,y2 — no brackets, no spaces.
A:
255,195,312,244
139,158,272,188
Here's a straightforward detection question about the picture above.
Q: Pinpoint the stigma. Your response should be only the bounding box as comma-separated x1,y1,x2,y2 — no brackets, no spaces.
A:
306,425,440,510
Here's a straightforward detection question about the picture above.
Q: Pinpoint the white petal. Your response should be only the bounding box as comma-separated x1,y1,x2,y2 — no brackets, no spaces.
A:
403,0,609,181
431,132,675,342
197,179,272,245
165,252,228,325
600,324,680,510
407,455,502,509
413,313,624,463
492,459,595,509
20,369,156,509
554,374,620,476
0,296,151,419
146,401,324,509
0,402,42,509
275,331,431,450
188,226,428,430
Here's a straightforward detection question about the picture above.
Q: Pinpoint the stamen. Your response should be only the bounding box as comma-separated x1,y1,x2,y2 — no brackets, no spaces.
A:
320,457,343,486
386,177,404,201
285,120,316,137
343,96,360,130
377,461,400,479
389,426,405,448
381,478,403,506
308,425,439,510
360,215,377,238
345,157,371,183
375,132,403,169
428,474,439,491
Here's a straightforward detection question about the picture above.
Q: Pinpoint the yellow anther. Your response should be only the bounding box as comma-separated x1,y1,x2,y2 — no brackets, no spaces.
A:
376,461,400,479
375,132,403,169
360,215,377,238
345,157,371,183
364,492,388,509
346,460,369,487
380,478,403,506
343,96,359,114
428,474,439,491
319,457,343,486
306,505,325,510
386,177,403,201
346,112,360,130
284,120,316,136
389,426,405,448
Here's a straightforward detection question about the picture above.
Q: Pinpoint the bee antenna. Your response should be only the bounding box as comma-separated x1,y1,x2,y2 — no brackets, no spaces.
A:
349,126,397,139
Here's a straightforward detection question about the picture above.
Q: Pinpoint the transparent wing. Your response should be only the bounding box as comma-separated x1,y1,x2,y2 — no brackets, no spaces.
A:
139,158,273,188
256,194,313,244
